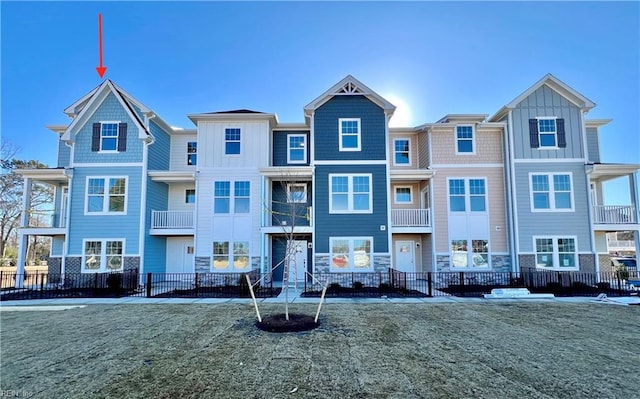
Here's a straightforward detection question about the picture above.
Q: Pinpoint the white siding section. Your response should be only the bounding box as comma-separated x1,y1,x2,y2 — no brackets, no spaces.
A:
168,183,196,211
197,121,270,169
169,133,198,171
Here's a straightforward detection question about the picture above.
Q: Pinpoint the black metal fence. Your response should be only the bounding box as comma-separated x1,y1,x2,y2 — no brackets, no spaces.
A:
1,268,638,300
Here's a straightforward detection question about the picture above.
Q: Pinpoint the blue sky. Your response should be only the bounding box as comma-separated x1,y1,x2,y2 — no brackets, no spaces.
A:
2,1,639,203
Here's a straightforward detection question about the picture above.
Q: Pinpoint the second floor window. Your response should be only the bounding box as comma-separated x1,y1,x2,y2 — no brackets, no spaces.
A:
288,134,306,163
394,139,410,165
456,125,474,154
187,142,197,165
531,173,573,211
214,181,250,213
339,118,361,151
330,174,372,213
449,178,486,212
225,128,241,155
86,177,127,214
185,189,196,204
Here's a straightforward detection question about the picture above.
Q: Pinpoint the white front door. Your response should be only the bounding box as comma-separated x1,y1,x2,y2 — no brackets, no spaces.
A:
395,241,415,273
287,240,307,283
167,238,194,274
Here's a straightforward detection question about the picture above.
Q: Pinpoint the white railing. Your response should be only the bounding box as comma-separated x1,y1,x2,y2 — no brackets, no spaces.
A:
392,208,431,227
151,210,194,229
593,205,637,224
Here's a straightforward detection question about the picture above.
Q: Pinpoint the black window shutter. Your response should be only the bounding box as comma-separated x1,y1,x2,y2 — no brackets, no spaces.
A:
91,123,101,152
556,118,566,148
118,123,127,152
529,119,539,148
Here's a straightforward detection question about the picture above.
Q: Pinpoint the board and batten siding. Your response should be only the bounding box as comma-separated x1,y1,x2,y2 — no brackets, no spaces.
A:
66,166,143,255
432,167,508,253
430,126,503,165
148,121,171,170
585,127,601,164
169,133,197,171
273,131,310,166
73,92,144,164
197,121,270,169
514,162,592,252
511,85,585,160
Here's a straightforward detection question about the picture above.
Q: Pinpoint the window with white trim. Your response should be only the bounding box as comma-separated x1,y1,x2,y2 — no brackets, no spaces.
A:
234,181,250,213
225,128,241,155
287,134,306,164
212,241,249,270
214,182,230,213
448,178,486,212
185,189,196,204
330,237,372,271
339,118,361,151
537,118,557,148
330,174,372,213
287,184,307,203
83,239,124,272
451,239,489,269
456,125,474,154
394,187,412,204
86,177,127,214
393,139,410,165
187,142,197,165
530,173,573,211
100,122,119,151
214,181,250,213
535,237,577,270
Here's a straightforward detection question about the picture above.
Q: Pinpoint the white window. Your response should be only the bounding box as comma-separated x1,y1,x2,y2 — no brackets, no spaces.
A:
287,134,306,164
83,239,124,272
329,174,372,213
330,237,372,271
451,239,490,269
455,125,474,154
538,118,557,148
185,189,196,204
225,128,241,155
187,142,197,165
100,122,119,151
535,237,577,270
213,241,249,270
394,186,412,204
287,184,307,203
339,118,361,151
214,181,250,213
448,178,486,213
86,177,127,214
530,173,573,211
393,138,410,165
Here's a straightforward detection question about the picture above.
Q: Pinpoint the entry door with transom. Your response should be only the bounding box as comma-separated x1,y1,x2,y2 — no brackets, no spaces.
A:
395,241,415,273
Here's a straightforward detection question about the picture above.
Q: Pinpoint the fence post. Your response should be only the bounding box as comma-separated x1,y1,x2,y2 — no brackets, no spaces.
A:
427,272,433,297
195,272,199,296
40,272,44,292
146,273,152,298
459,272,465,297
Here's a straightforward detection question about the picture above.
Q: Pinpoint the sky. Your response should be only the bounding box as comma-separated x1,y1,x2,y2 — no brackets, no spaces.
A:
1,1,639,204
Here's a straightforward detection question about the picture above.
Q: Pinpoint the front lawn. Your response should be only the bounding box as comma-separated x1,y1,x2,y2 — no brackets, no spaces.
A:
1,302,638,398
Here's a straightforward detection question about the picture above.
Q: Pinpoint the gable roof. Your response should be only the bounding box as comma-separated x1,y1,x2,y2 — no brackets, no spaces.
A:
303,75,396,117
489,73,596,122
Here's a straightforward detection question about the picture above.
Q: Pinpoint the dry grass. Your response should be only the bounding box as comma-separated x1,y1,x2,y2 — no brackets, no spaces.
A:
1,302,639,398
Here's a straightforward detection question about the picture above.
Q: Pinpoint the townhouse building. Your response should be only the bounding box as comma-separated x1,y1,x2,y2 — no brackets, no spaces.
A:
15,74,640,282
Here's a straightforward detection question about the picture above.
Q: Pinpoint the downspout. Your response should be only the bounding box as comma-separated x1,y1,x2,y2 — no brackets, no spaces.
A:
138,115,154,279
384,112,393,270
309,111,316,274
506,111,520,272
581,110,598,273
62,167,74,278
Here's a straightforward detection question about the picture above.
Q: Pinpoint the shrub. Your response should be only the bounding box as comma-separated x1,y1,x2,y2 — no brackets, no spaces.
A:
596,282,611,290
353,281,363,290
106,273,122,291
379,283,391,292
571,281,589,289
614,265,630,281
329,282,341,291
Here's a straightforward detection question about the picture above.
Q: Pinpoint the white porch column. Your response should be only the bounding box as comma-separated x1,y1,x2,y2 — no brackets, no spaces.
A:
629,173,639,224
15,177,32,288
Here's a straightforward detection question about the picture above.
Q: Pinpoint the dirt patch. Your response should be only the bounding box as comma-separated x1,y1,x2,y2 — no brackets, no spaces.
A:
256,313,319,333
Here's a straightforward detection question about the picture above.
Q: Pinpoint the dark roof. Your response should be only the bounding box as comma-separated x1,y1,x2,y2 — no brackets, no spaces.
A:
204,109,266,114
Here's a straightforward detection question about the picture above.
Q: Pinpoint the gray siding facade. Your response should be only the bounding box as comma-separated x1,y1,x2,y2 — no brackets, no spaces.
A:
586,127,601,163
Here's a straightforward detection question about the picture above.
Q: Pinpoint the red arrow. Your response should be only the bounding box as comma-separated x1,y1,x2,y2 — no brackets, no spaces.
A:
96,13,107,78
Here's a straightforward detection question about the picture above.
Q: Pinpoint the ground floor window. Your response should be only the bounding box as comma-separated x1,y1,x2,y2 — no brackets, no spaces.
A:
83,239,124,272
535,237,576,270
451,239,489,269
330,237,372,271
213,241,250,270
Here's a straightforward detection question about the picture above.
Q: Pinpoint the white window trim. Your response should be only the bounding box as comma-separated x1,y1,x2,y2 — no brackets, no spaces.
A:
224,128,242,156
529,172,574,212
536,117,559,150
449,238,491,270
84,176,128,215
82,238,126,273
392,138,412,166
394,186,413,204
329,173,373,214
213,180,251,214
99,121,121,153
338,118,361,152
187,141,197,166
329,236,373,272
446,177,488,214
533,236,579,271
211,240,251,272
287,134,307,164
286,183,307,203
455,125,476,155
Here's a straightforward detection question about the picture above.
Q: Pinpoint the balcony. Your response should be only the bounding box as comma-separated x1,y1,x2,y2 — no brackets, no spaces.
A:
150,210,194,235
391,209,431,228
593,205,637,225
19,210,66,235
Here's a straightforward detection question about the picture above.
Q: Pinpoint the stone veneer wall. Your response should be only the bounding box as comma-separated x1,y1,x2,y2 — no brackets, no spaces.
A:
435,254,450,272
578,254,595,273
195,257,210,273
491,255,511,273
314,255,330,274
313,254,389,274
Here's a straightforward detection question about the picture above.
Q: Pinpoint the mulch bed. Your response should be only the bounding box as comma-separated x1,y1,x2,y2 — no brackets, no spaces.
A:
256,313,320,333
0,288,139,301
154,287,281,298
301,287,427,298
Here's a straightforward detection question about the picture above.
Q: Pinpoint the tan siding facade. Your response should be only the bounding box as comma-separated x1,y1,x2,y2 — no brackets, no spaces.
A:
431,126,503,165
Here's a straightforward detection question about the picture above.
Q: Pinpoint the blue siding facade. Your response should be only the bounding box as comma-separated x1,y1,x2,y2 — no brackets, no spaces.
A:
57,137,71,167
143,180,168,273
273,131,310,166
73,93,144,164
148,120,171,170
271,182,311,226
314,96,386,161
